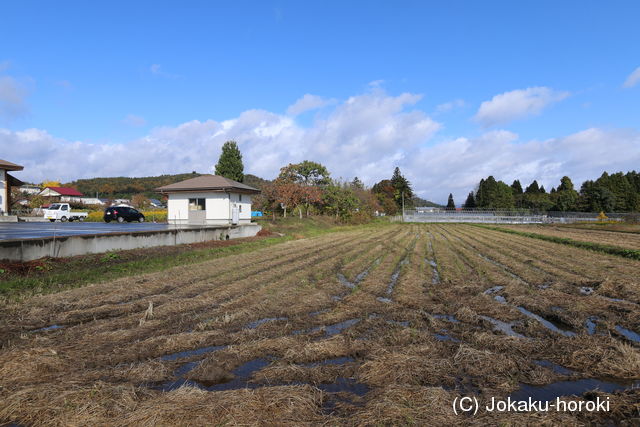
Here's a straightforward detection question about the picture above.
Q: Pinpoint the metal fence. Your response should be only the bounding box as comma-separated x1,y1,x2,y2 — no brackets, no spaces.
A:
398,209,628,224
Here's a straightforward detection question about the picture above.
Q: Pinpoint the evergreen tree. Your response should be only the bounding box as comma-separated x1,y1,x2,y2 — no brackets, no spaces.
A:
557,176,574,192
525,180,540,194
215,141,244,182
390,167,413,208
552,176,578,211
446,193,455,210
463,191,476,209
475,176,515,209
511,180,523,195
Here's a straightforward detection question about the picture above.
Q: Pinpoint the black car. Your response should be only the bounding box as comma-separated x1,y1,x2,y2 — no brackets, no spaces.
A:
104,206,145,223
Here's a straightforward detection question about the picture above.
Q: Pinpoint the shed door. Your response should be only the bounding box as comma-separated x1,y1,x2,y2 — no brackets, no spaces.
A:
188,198,206,225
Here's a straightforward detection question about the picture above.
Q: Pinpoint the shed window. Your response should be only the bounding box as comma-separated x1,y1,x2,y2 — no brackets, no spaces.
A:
239,194,242,202
189,198,205,211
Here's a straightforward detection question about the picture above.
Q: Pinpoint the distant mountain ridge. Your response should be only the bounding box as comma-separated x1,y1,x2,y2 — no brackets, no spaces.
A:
66,172,269,199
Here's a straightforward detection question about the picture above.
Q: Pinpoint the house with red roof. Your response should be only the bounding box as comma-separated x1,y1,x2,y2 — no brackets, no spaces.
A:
39,186,85,203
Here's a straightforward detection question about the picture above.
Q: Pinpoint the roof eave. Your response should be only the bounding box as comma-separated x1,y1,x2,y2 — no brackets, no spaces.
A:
156,187,260,195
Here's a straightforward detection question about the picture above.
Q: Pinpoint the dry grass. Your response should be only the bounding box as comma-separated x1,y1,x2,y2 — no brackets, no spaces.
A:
1,224,639,425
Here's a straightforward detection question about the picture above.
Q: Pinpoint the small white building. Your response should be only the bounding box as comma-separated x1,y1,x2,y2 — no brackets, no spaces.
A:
156,175,260,225
0,159,24,215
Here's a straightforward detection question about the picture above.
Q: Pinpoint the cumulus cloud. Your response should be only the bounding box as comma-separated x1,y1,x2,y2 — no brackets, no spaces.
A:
0,75,28,120
436,99,465,113
2,87,638,205
122,114,147,127
0,88,440,186
286,94,333,116
474,87,569,127
408,127,640,203
623,66,640,88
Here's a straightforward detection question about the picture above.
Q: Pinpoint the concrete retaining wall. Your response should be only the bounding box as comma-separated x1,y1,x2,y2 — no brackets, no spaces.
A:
0,223,262,262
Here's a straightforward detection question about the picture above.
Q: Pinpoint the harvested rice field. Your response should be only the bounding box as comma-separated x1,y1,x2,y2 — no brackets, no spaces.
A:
500,224,640,250
1,224,639,425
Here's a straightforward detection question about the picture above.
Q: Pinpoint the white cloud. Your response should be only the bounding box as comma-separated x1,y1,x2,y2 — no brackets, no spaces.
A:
286,94,333,116
149,64,179,78
0,75,28,120
1,87,638,207
122,114,147,127
436,99,465,113
623,66,640,88
474,87,569,127
0,88,440,186
408,127,640,203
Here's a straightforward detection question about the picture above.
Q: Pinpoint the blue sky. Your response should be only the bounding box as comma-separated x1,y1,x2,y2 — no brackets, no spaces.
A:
1,1,639,203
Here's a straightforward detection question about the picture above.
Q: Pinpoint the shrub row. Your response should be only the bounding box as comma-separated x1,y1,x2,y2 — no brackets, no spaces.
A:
84,210,168,222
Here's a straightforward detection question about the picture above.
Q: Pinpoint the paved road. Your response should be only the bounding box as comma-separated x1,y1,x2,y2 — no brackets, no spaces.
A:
0,222,173,240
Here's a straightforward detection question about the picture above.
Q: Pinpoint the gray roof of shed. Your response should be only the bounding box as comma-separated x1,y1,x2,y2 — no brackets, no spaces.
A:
0,159,24,171
156,175,260,194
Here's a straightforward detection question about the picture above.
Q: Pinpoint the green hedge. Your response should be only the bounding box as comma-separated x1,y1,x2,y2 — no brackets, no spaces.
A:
85,210,168,222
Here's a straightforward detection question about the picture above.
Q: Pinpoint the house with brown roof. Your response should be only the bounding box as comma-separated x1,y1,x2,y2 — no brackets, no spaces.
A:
0,159,24,215
156,175,260,225
39,186,84,203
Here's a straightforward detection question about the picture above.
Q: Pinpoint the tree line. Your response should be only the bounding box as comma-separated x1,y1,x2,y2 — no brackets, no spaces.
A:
459,171,640,212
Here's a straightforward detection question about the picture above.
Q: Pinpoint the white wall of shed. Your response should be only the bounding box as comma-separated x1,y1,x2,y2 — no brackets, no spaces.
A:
0,169,6,213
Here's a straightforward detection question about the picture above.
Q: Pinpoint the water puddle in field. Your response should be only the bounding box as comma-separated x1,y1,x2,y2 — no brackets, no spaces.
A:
337,257,382,289
309,308,330,317
428,260,441,284
331,295,343,302
385,257,409,295
160,345,227,362
483,286,504,295
534,360,574,376
295,319,361,337
509,378,640,402
615,325,640,343
432,314,460,323
368,313,409,327
376,297,392,304
434,330,461,343
322,319,360,337
516,307,577,337
600,295,638,306
159,357,272,392
245,317,288,329
337,273,355,289
585,317,598,335
494,295,507,304
205,358,272,391
317,376,369,395
30,324,64,333
479,315,526,338
580,286,594,296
